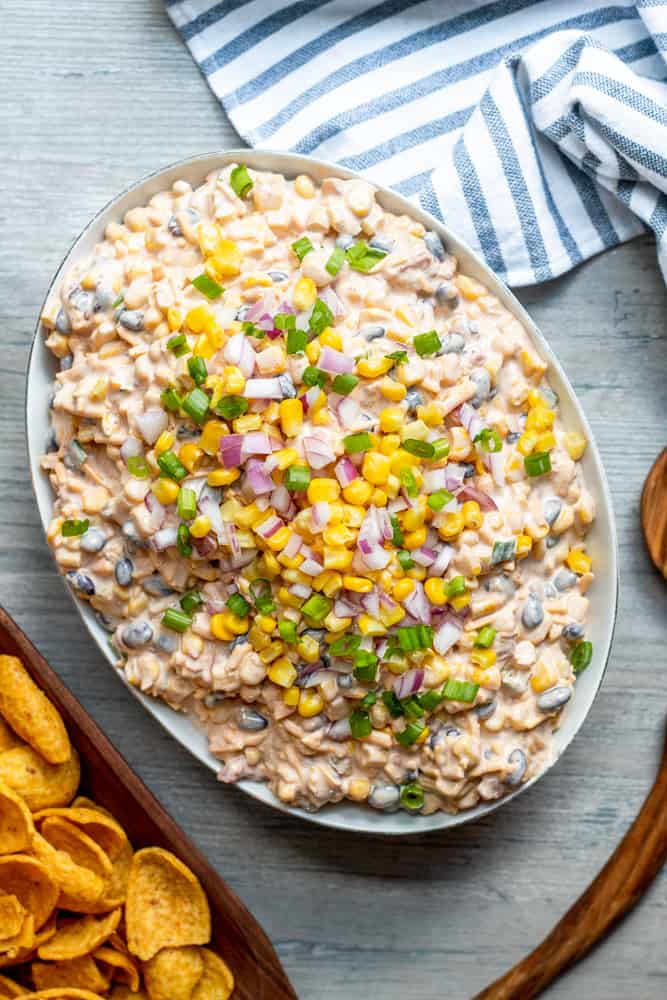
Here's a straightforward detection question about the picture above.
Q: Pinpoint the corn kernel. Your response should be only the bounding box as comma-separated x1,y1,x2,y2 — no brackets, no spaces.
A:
294,174,315,198
378,407,404,434
268,658,298,688
283,687,300,707
193,334,215,359
307,478,341,504
518,431,539,456
210,615,234,642
297,689,325,718
233,414,262,433
323,546,354,570
536,431,556,452
305,340,320,364
323,612,352,633
392,579,415,601
358,615,386,637
319,327,342,350
416,402,442,428
371,489,387,507
197,222,221,257
461,500,483,530
357,356,394,379
407,565,426,581
265,526,292,551
402,502,426,532
379,377,407,401
520,349,548,378
294,635,319,664
277,586,301,609
207,468,239,487
323,523,356,547
256,615,277,634
471,649,497,669
259,641,285,665
199,420,227,456
389,451,420,476
293,276,317,311
151,478,179,505
167,307,184,332
219,365,245,394
566,549,592,574
531,660,559,693
342,479,372,506
404,527,427,550
185,305,214,334
415,726,430,745
271,448,299,470
342,575,373,594
515,534,533,558
209,240,242,278
525,405,555,433
457,275,484,300
178,443,204,473
564,431,587,460
450,592,471,611
438,512,464,540
154,431,175,455
348,778,370,801
189,515,211,538
424,577,448,605
279,398,304,437
316,571,343,598
379,605,406,627
362,451,391,486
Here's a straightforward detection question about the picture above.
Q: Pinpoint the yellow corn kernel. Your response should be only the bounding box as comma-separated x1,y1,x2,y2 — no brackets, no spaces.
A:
185,305,214,334
536,431,556,452
392,579,415,601
416,403,442,428
312,410,330,426
415,726,430,746
520,349,548,378
154,431,175,455
283,686,300,707
151,478,180,505
342,575,373,594
278,551,304,570
319,327,342,350
233,414,262,433
309,389,327,414
358,615,386,637
265,526,292,551
457,275,485,300
248,625,271,651
324,612,352,633
197,222,221,257
404,527,427,550
199,420,227,456
207,468,239,487
276,586,300,609
210,615,233,642
438,511,463,541
259,641,286,665
294,174,316,198
293,276,317,311
341,504,364,528
189,515,211,538
515,534,533,559
380,605,406,627
294,635,319,665
389,451,420,476
525,405,555,433
167,307,183,332
221,610,250,635
192,334,215,359
378,407,404,434
518,431,539,456
531,660,559,693
298,689,324,718
305,340,320,364
323,523,356,547
407,565,426,581
279,398,304,437
362,451,391,486
450,592,471,611
471,649,497,669
262,401,280,424
564,431,587,461
256,615,277,634
566,549,592,574
317,571,343,598
385,474,400,500
379,377,407,401
307,478,341,504
178,443,204,473
242,273,272,289
272,447,299,470
424,577,448,606
460,500,482,530
348,778,370,801
371,489,388,507
323,546,354,570
220,365,245,394
342,479,373,506
268,658,298,688
209,240,242,278
379,437,400,459
357,356,394,379
402,502,426,532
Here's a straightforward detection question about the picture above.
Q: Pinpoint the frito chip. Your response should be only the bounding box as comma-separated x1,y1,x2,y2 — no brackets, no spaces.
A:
31,835,105,914
110,988,148,1000
70,799,112,818
40,819,112,883
32,810,127,862
32,955,109,994
19,991,107,1000
0,971,29,995
37,909,121,962
0,781,34,854
0,658,71,766
0,895,26,938
0,913,55,970
142,945,204,1000
0,856,58,931
125,848,211,961
93,946,139,992
0,747,80,812
85,837,133,915
0,913,34,960
0,720,19,755
192,948,234,1000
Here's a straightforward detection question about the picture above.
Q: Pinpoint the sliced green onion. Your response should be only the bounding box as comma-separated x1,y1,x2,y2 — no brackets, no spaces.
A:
400,467,418,498
343,432,372,454
474,626,497,648
349,709,372,739
445,575,466,599
397,625,432,652
491,538,517,564
570,641,593,674
360,692,377,709
192,273,223,300
301,593,332,623
61,518,89,538
284,465,311,491
428,489,454,512
230,164,253,198
524,452,552,477
399,782,425,810
256,596,276,615
329,634,362,657
413,330,441,356
242,320,264,339
302,366,328,388
401,438,435,458
127,456,151,479
162,607,192,633
286,328,308,355
274,313,296,332
353,650,378,682
387,350,408,366
167,333,189,357
325,246,345,276
112,293,124,309
381,690,405,718
187,356,208,386
278,620,298,643
177,487,197,521
291,235,313,260
416,624,433,649
390,515,404,548
157,451,188,481
402,694,424,719
182,387,210,424
442,678,479,703
396,721,426,748
309,298,334,335
431,438,451,461
177,523,192,557
332,373,358,396
474,428,502,453
180,591,203,614
419,689,445,711
397,549,414,571
346,241,388,273
161,387,183,412
250,579,272,602
227,592,251,617
216,395,248,420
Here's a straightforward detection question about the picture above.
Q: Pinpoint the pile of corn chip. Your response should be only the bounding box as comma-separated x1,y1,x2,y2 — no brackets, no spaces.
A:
0,655,234,999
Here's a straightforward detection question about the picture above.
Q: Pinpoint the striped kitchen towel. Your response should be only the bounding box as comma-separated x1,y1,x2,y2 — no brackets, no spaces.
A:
165,0,667,287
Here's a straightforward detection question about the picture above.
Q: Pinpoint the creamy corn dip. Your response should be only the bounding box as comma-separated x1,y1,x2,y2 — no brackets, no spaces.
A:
40,163,596,816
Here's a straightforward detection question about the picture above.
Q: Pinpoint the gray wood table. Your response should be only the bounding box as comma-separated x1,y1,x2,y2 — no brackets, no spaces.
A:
1,2,665,997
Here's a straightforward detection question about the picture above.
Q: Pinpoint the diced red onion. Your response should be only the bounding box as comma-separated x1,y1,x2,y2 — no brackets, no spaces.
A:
359,545,391,570
152,526,178,551
254,496,270,511
299,669,335,689
360,588,380,619
244,298,267,323
244,458,274,495
226,521,240,556
334,597,359,617
429,544,454,577
120,436,143,461
144,492,166,531
335,457,358,487
458,483,498,511
198,495,227,541
378,508,393,542
135,408,168,445
193,534,218,558
404,580,431,624
304,435,335,470
412,546,437,567
300,558,324,577
255,514,283,539
459,402,484,442
388,497,408,514
422,468,448,492
318,285,344,316
328,718,352,741
241,432,273,458
434,620,461,655
393,668,425,699
488,450,505,487
271,485,291,515
379,590,397,610
289,582,312,599
337,397,361,428
319,346,354,374
244,377,284,399
282,531,303,559
224,331,245,364
311,501,330,530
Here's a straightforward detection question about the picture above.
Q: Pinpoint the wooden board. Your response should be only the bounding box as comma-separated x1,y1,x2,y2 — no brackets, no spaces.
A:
1,1,667,997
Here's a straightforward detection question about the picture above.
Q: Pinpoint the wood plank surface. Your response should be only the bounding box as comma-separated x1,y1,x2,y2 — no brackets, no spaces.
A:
1,2,666,997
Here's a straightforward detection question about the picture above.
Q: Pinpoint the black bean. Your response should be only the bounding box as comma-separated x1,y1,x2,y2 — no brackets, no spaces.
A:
462,463,475,479
114,557,134,587
470,368,491,407
45,431,58,454
55,308,71,334
167,214,183,237
121,621,154,648
337,674,354,690
59,355,73,372
229,635,248,651
70,290,95,318
405,388,423,414
155,633,178,654
335,234,354,250
118,309,145,332
176,423,200,439
506,431,520,444
368,785,400,811
66,571,95,596
235,305,251,322
544,582,558,599
268,271,288,283
369,236,394,253
80,528,107,554
537,686,572,713
95,611,116,633
554,569,577,592
506,748,527,786
502,669,529,698
278,373,297,398
546,536,559,548
544,497,562,526
94,288,114,311
360,324,385,341
142,574,175,597
476,697,497,720
521,594,544,630
239,708,268,732
439,332,465,354
562,622,584,642
424,230,445,260
64,440,87,469
435,282,459,307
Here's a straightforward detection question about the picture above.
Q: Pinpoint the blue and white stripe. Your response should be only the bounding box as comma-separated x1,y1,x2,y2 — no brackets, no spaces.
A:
166,0,667,286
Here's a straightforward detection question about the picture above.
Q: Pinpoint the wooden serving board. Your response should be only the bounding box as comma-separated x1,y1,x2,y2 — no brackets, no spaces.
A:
0,605,297,1000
